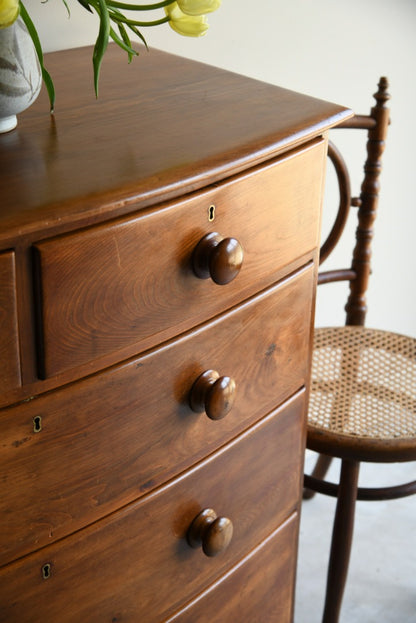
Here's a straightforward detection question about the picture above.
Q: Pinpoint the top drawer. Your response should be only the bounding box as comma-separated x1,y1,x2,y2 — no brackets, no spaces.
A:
34,139,325,378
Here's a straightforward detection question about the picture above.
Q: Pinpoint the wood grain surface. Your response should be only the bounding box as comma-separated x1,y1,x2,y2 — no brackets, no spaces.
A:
0,46,351,245
0,252,20,393
167,514,298,623
0,266,313,566
0,391,305,623
34,141,324,378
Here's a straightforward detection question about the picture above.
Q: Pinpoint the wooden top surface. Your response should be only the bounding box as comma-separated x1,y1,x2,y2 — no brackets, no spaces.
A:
0,45,351,245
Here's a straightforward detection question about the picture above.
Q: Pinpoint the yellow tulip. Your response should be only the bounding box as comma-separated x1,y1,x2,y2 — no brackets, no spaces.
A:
165,2,209,37
177,0,221,16
0,0,19,28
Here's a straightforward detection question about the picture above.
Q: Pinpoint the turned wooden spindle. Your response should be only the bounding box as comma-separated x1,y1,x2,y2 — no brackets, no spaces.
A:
345,77,390,326
192,232,244,285
189,370,236,420
187,508,234,557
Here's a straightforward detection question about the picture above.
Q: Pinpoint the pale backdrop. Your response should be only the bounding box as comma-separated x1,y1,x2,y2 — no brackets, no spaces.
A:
27,0,416,336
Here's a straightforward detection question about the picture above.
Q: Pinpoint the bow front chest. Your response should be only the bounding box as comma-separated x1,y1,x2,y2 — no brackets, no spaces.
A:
0,46,351,622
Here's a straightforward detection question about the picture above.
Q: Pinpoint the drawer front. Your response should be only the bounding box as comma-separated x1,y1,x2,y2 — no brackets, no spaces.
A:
0,391,305,623
0,251,20,394
34,139,325,378
0,266,313,566
167,514,298,623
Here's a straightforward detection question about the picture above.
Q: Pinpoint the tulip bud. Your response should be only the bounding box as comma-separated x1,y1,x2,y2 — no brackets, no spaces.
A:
177,0,221,16
165,2,209,37
0,0,19,28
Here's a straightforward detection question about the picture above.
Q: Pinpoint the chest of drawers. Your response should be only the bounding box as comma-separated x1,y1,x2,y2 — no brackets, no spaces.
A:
0,46,351,621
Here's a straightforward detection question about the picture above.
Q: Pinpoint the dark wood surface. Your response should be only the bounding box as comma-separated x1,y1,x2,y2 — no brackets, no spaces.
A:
0,252,20,393
0,45,351,246
0,268,313,566
167,515,298,623
0,392,304,623
0,46,352,621
34,141,324,379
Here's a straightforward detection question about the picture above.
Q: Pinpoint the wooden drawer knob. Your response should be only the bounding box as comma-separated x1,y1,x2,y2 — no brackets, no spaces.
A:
192,232,244,285
187,508,233,557
189,370,236,420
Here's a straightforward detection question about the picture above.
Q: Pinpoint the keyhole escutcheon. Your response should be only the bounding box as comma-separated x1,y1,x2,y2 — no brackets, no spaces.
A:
42,563,51,579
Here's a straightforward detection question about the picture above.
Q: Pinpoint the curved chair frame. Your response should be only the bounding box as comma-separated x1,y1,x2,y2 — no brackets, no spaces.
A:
303,77,416,623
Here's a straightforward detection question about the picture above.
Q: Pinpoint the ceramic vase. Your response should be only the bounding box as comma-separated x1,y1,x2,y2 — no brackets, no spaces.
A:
0,17,42,133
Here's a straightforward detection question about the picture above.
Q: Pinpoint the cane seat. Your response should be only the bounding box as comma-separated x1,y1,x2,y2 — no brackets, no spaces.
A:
308,326,416,462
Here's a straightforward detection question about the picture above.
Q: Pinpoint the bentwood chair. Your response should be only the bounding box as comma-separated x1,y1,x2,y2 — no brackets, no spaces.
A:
303,77,416,623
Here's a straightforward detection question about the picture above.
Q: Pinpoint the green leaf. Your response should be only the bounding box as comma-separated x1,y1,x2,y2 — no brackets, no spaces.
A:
126,22,149,50
76,0,94,13
108,7,135,61
92,0,111,98
110,26,138,62
19,2,56,112
107,5,149,51
60,0,71,18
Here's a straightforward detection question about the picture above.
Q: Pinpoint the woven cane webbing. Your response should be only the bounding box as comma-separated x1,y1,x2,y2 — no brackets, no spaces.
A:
308,327,416,440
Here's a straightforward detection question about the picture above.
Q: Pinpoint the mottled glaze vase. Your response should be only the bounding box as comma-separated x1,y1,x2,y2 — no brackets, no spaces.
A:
0,17,42,133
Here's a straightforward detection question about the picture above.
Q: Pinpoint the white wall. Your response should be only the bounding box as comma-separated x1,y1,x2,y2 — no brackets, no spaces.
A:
28,0,416,336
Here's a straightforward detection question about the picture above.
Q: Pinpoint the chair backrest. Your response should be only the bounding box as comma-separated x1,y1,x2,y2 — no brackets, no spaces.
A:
318,77,390,327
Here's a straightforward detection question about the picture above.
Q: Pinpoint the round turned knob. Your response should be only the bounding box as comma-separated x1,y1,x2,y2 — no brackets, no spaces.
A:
192,232,244,285
189,370,236,420
187,508,233,557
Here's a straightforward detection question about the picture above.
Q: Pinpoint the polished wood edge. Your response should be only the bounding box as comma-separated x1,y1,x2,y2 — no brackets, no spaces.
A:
0,136,331,250
307,427,416,463
0,259,314,410
165,512,299,622
304,473,416,501
1,389,305,568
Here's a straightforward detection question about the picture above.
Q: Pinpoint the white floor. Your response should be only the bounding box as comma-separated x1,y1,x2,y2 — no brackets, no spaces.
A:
295,453,416,623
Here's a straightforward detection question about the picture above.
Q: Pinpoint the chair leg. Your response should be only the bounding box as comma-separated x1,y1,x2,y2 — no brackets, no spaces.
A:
322,459,360,623
303,454,334,499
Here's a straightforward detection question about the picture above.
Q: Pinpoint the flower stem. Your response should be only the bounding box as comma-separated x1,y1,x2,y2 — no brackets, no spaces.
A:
109,14,170,27
104,0,173,10
84,0,171,27
107,9,170,28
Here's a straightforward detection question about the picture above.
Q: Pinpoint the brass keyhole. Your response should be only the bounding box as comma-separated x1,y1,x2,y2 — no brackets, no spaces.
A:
208,205,216,222
42,563,51,579
33,416,42,433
